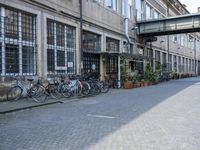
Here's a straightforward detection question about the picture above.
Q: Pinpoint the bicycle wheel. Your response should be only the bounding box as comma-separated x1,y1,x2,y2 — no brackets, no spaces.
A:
99,81,109,93
49,84,62,99
7,86,22,101
81,81,90,96
30,85,47,103
92,83,101,95
61,84,72,98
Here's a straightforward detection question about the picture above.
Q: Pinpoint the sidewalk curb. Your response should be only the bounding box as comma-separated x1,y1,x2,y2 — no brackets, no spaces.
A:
0,101,63,114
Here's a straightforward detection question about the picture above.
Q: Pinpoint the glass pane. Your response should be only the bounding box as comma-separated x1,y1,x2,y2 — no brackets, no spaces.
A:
56,23,65,46
57,50,65,66
83,31,101,52
47,49,55,72
22,13,35,41
5,44,19,74
66,26,75,49
106,37,119,52
5,8,19,39
22,46,34,74
47,20,55,45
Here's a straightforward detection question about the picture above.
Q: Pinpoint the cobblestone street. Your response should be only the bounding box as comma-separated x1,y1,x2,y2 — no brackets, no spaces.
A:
1,78,200,150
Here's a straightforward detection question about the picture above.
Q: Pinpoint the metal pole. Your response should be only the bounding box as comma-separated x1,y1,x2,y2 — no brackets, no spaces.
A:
118,55,121,88
167,5,170,76
79,0,83,75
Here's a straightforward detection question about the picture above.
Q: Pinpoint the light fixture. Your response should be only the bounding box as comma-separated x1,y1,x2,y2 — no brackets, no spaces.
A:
160,40,164,43
131,26,138,30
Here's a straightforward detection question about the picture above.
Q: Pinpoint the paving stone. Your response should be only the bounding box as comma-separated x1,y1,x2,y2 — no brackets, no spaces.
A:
0,78,200,150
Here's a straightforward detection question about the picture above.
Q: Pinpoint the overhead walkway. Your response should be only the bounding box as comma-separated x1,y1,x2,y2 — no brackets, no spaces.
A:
137,13,200,37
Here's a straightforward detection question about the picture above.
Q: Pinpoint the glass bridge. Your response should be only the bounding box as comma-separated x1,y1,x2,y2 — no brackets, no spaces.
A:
137,13,200,37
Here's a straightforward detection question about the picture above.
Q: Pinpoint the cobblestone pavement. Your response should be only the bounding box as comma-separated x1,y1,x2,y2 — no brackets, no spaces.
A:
1,77,200,150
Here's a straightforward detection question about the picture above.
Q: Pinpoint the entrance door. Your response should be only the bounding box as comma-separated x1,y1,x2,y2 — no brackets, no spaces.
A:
83,53,100,75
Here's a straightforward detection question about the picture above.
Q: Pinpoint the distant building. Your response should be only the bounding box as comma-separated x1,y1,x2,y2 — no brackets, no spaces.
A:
0,0,199,79
198,7,200,13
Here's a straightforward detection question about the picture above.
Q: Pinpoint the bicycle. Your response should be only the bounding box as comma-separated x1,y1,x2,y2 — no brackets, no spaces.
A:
7,76,47,103
61,75,90,98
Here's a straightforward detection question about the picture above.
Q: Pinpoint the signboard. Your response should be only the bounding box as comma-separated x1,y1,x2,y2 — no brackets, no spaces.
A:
68,62,73,68
92,64,96,70
55,66,68,70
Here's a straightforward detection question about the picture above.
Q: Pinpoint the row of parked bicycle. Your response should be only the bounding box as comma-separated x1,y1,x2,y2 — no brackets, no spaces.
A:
7,73,110,103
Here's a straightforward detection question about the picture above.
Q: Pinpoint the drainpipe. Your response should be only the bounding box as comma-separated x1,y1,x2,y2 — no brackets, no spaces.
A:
125,0,130,43
79,0,83,75
117,0,130,88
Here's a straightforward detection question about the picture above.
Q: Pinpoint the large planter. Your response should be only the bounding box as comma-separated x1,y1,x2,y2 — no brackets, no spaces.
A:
143,82,149,87
124,81,133,89
135,82,141,88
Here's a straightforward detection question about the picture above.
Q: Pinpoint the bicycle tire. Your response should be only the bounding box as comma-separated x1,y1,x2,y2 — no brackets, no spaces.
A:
81,81,90,96
99,81,109,93
7,86,22,101
92,83,101,95
61,84,72,98
30,85,47,103
49,84,62,99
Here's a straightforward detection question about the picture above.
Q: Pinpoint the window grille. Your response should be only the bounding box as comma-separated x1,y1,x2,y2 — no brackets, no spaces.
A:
106,37,119,52
5,9,19,39
83,53,100,74
0,6,36,76
83,31,101,52
47,19,76,75
106,56,118,74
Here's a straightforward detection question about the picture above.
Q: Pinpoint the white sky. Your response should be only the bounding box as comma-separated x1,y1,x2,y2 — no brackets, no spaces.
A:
179,0,200,13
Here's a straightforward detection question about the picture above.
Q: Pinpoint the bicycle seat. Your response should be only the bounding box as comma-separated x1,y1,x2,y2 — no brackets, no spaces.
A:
27,78,34,82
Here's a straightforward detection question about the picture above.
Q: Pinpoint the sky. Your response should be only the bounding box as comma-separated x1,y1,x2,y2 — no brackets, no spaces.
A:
179,0,200,13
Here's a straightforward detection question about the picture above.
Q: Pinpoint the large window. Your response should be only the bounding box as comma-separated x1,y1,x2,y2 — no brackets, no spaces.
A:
105,0,117,11
106,56,118,74
106,37,119,52
169,54,172,72
178,56,181,72
0,7,36,76
146,4,152,20
182,57,185,72
136,0,142,20
122,0,132,18
155,50,160,70
47,19,76,75
83,31,101,52
162,53,167,64
189,59,191,72
173,55,177,71
186,58,188,72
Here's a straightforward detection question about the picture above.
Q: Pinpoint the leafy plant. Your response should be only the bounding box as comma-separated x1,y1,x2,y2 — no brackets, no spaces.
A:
144,64,159,82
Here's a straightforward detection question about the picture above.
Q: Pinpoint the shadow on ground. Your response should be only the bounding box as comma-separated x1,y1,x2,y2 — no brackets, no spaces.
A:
0,77,199,150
